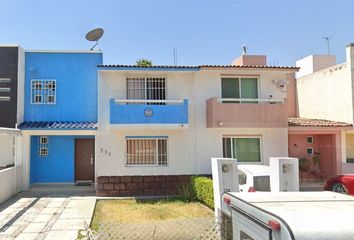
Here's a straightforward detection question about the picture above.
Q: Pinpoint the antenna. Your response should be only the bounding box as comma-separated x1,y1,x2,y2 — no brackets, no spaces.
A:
173,48,178,66
85,28,104,50
322,36,332,55
242,44,247,55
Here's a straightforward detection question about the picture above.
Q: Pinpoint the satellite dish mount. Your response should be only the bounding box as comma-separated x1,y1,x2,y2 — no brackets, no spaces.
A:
85,28,104,50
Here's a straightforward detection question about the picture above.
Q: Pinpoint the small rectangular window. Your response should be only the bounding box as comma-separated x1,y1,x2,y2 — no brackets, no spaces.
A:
31,80,56,104
0,96,10,101
307,147,314,155
307,136,313,144
39,136,48,157
0,88,10,93
0,78,11,83
126,137,167,166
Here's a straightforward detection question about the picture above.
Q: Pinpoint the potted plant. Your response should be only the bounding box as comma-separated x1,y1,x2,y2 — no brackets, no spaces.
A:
299,157,310,181
312,154,321,173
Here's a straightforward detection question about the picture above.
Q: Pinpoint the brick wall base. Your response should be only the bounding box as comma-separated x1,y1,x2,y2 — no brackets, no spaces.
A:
96,175,201,197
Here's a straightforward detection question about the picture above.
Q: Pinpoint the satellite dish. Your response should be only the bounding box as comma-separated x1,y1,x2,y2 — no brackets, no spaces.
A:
85,28,104,50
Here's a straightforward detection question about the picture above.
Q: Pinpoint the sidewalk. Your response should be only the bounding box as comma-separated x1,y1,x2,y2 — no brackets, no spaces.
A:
0,186,96,240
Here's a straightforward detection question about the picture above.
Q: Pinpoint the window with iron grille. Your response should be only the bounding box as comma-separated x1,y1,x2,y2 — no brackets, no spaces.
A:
126,77,166,104
126,138,168,166
39,136,48,157
31,80,56,104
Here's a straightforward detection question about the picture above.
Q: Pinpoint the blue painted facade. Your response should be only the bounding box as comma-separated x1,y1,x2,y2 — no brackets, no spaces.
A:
30,135,94,184
24,52,103,122
110,99,188,125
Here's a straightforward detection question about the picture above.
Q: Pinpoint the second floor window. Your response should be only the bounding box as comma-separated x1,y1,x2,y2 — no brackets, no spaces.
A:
31,80,56,104
221,77,258,103
126,77,166,104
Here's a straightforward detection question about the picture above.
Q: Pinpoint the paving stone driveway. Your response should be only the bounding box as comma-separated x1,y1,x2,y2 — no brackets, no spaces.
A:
0,190,96,240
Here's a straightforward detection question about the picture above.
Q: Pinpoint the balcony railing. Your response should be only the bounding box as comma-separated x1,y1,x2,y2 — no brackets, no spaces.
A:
110,99,188,127
206,97,288,128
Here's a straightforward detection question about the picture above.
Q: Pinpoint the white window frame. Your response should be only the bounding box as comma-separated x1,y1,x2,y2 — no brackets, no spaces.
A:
126,76,167,102
307,147,314,155
307,136,314,144
223,136,263,164
31,79,56,104
125,137,168,167
221,75,260,101
38,136,49,157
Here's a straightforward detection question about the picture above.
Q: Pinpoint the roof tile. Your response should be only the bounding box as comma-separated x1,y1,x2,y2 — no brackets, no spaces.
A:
18,121,98,130
288,118,352,128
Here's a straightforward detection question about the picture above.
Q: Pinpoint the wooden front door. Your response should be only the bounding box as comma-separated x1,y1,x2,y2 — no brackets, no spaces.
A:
75,138,95,182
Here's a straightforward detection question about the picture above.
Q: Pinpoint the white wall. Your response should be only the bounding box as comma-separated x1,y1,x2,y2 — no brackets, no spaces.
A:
0,167,15,204
97,68,292,176
0,135,14,167
17,46,25,125
296,63,353,124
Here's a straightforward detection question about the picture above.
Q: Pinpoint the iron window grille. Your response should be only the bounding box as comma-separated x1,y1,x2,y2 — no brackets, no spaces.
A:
126,77,166,105
39,136,49,157
126,138,168,166
31,80,56,104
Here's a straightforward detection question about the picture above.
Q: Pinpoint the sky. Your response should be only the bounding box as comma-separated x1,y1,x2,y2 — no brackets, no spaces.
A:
1,0,354,66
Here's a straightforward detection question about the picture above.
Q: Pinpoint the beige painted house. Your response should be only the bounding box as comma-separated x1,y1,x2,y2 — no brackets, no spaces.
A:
95,55,298,196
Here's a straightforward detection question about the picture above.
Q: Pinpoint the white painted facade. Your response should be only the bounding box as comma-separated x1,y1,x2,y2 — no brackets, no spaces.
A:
296,45,354,124
97,67,294,177
295,44,354,171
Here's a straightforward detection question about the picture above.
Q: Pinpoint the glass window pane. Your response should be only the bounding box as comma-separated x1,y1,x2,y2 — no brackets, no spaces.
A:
222,78,239,102
240,78,258,100
235,138,261,162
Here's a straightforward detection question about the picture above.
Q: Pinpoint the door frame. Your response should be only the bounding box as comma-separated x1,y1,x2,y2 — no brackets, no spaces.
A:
74,138,95,183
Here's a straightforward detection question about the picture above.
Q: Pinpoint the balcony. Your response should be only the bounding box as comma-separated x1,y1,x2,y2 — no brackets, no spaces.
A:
206,97,288,128
110,99,188,129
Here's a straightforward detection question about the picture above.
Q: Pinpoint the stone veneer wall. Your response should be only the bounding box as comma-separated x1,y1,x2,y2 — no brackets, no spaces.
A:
96,175,201,197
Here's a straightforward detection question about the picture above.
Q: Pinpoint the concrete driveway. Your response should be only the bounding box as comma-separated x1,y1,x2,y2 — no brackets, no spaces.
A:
0,185,96,240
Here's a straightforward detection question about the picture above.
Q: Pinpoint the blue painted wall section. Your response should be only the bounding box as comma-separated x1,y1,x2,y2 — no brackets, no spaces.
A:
24,52,103,122
30,135,94,183
110,99,188,124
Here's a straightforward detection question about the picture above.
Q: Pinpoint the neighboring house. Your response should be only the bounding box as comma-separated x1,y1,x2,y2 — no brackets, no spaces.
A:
293,44,354,176
0,45,25,200
95,55,298,196
18,50,102,189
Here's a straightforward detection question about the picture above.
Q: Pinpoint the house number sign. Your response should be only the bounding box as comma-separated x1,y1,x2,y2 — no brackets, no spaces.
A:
144,108,153,117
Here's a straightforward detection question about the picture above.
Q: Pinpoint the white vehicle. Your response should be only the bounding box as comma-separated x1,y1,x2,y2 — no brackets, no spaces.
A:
223,191,354,240
238,165,271,192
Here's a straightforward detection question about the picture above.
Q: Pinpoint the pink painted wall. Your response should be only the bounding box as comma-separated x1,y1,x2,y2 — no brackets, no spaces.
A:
232,55,267,66
286,73,297,117
288,133,339,180
206,97,288,128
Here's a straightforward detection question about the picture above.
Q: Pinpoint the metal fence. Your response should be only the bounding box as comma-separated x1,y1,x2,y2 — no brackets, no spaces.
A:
82,217,231,240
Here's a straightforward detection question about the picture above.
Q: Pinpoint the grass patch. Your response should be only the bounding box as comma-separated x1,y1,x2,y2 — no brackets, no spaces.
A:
91,198,213,230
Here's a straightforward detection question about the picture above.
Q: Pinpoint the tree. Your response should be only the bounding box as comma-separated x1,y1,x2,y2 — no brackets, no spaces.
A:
136,58,153,67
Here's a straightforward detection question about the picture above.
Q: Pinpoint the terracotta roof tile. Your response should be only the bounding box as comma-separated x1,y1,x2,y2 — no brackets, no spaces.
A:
288,118,352,128
98,64,299,70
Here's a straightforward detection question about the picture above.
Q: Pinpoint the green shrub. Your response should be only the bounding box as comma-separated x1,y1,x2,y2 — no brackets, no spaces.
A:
177,182,197,202
191,176,214,209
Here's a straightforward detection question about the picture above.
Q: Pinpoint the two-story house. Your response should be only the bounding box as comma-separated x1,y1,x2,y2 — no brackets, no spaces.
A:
19,50,102,189
292,44,354,180
95,55,298,196
0,45,24,195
